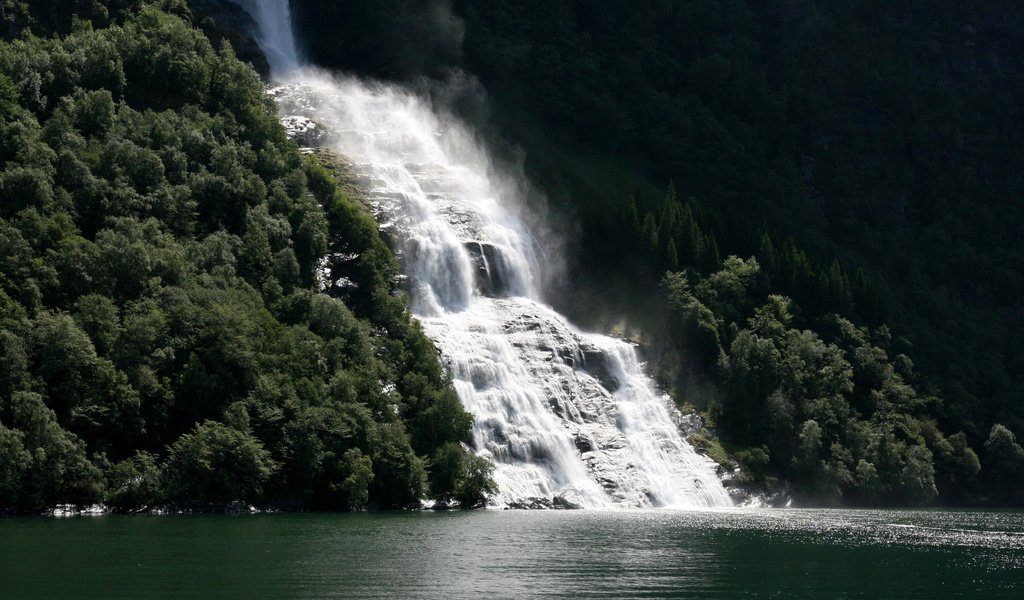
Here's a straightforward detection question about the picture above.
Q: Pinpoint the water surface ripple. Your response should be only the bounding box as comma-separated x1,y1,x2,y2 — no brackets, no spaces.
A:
2,509,1021,599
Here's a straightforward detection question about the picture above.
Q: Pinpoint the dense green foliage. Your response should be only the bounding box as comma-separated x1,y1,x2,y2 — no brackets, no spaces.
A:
622,186,1019,505
0,1,492,512
294,0,1024,504
2,0,1019,507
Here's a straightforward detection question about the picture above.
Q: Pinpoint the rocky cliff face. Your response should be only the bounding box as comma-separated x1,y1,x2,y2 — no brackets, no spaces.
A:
190,0,270,77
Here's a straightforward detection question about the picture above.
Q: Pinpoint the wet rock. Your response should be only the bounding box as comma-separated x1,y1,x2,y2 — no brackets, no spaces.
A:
505,497,548,510
676,413,704,436
464,241,508,296
554,345,578,367
547,396,566,418
573,433,594,452
281,115,326,147
580,348,619,392
719,469,792,508
482,419,507,445
504,495,582,510
551,496,582,509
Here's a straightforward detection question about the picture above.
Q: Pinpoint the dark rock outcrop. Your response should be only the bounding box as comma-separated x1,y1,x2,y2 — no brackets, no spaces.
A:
505,495,582,510
191,0,271,77
580,348,619,392
464,241,507,297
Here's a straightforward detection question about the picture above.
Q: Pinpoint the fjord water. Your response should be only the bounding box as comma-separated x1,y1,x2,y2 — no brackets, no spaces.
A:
3,509,1023,598
236,0,730,508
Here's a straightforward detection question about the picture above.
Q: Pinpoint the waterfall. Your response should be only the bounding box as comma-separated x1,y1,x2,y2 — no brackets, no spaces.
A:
237,0,733,508
231,0,302,77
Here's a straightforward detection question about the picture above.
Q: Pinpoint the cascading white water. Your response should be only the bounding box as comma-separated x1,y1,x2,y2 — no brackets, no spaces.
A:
232,0,302,78
238,0,733,508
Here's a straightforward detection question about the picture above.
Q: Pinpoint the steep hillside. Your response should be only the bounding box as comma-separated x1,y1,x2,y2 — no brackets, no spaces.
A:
291,0,1024,504
0,0,491,512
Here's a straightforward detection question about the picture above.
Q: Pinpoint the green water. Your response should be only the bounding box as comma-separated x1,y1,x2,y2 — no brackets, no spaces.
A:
1,508,1021,599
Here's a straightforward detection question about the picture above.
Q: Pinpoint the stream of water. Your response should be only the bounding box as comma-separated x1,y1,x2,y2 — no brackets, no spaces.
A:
232,0,732,508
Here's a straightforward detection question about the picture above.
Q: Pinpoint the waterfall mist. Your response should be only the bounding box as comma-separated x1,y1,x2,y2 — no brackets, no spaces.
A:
237,0,733,508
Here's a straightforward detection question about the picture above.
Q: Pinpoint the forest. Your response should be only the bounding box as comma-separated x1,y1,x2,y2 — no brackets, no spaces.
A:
290,0,1024,505
0,0,493,512
0,0,1022,509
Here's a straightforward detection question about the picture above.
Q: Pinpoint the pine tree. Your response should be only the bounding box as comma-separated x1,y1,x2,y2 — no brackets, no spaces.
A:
641,213,659,256
758,231,778,275
678,217,701,266
619,194,641,257
666,238,679,272
702,232,721,273
626,194,640,230
853,267,882,323
827,259,854,315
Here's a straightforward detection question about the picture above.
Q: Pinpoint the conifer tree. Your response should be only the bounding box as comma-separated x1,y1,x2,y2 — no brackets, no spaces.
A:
666,238,679,272
758,232,777,275
640,213,659,256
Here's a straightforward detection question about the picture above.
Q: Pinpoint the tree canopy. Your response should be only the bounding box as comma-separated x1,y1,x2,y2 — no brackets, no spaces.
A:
0,0,493,512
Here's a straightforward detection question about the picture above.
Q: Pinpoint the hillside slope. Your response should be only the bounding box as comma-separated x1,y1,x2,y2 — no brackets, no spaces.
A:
291,0,1024,504
0,0,491,512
